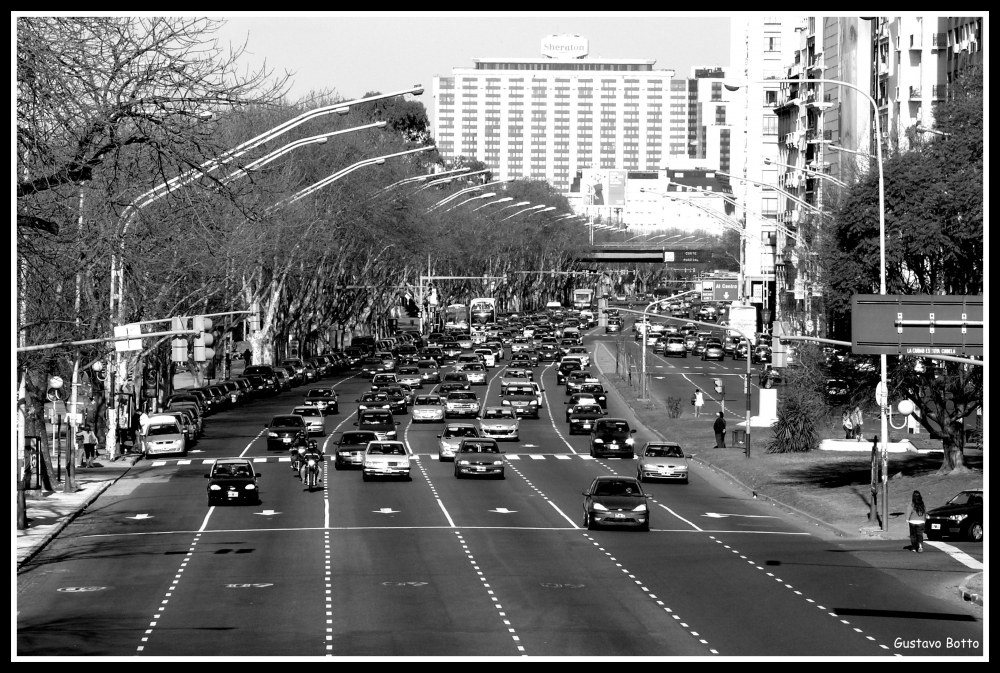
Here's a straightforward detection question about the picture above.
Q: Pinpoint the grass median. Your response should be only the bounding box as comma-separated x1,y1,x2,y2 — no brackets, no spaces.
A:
602,368,984,539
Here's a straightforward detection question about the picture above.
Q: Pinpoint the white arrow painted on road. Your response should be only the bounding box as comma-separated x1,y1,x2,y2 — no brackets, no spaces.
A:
702,512,777,518
126,514,154,520
189,450,204,453
254,510,281,516
523,444,538,448
489,508,517,514
375,508,399,514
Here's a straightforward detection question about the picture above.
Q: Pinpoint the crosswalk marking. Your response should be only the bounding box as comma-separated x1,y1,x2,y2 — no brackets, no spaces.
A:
529,454,545,460
555,455,571,460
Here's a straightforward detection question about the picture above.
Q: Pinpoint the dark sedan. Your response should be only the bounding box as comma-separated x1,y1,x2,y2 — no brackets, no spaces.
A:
568,404,606,435
304,388,339,414
926,489,984,542
589,418,636,458
206,459,261,506
578,383,608,410
582,476,650,530
334,430,379,470
265,415,307,451
453,439,505,479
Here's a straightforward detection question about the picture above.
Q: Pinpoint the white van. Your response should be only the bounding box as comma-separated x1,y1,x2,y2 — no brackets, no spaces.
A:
545,301,562,311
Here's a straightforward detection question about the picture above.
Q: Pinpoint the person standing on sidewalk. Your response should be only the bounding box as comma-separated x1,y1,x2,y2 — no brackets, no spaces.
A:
905,490,927,552
80,426,98,468
851,405,864,442
842,408,854,439
713,412,727,448
693,389,705,418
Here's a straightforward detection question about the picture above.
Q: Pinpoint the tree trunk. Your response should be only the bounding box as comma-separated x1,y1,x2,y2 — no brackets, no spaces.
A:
937,433,969,474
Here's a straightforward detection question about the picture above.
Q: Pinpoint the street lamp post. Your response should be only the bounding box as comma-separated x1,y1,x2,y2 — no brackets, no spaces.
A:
500,204,547,222
442,192,498,214
471,196,513,212
726,75,889,529
762,157,847,189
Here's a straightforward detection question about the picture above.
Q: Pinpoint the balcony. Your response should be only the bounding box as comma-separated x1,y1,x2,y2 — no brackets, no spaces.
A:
909,86,922,99
932,84,947,100
932,33,946,49
909,33,922,49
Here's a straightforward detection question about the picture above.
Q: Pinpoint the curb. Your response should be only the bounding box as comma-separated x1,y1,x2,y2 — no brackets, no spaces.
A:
17,454,141,570
593,341,855,540
958,572,984,607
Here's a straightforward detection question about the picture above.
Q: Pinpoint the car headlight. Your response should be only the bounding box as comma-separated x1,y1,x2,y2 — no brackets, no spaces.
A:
632,503,647,512
493,460,504,466
592,503,608,511
209,484,222,490
625,438,634,445
245,484,256,490
947,514,968,521
458,460,470,465
268,432,278,438
339,451,350,457
501,400,510,405
387,431,396,438
593,438,604,444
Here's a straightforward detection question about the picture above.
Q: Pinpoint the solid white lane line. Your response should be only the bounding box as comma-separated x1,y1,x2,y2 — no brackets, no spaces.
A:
238,428,267,458
657,503,703,531
197,506,215,532
924,540,984,569
437,499,456,528
548,500,581,529
541,362,578,454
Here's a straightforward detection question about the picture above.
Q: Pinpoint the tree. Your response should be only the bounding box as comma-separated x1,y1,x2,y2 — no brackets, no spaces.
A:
821,66,983,473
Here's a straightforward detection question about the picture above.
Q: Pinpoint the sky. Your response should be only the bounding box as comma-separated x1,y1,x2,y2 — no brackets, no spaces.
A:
211,12,731,125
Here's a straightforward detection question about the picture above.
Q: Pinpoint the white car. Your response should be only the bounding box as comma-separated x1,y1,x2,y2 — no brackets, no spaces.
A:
140,415,187,458
474,348,496,368
636,442,689,483
566,347,590,367
457,362,487,385
411,394,446,423
362,441,411,481
478,406,520,441
292,406,326,436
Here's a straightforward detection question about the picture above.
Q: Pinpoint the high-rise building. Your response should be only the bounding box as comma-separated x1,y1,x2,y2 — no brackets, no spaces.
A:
432,35,675,192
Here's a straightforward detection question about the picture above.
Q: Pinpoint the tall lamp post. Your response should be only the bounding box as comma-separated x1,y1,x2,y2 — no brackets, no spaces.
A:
725,75,888,529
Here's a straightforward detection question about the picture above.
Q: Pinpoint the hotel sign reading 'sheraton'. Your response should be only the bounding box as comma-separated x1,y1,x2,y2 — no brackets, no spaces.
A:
541,34,589,59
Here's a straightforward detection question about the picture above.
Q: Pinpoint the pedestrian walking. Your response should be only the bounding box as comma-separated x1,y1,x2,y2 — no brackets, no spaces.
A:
80,426,98,468
842,409,854,439
904,490,927,552
243,348,253,365
139,410,150,437
714,412,727,448
851,406,864,442
693,389,705,418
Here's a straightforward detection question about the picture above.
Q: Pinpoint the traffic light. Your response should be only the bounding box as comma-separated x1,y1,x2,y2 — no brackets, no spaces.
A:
143,367,158,399
192,316,214,362
171,317,188,362
714,378,725,396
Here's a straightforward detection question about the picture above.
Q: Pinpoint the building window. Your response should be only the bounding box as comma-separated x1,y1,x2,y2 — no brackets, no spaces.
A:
762,116,778,135
764,36,781,52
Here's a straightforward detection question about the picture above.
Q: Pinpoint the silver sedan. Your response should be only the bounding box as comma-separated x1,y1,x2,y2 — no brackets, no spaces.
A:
636,442,690,483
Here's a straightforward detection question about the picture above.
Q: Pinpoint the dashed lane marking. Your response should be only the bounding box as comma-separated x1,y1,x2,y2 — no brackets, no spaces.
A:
707,535,895,654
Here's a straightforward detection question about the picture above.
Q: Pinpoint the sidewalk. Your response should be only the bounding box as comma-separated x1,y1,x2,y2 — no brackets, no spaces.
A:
17,452,141,568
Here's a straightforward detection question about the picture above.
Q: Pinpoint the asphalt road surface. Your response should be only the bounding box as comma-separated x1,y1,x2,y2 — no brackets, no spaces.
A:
17,328,983,657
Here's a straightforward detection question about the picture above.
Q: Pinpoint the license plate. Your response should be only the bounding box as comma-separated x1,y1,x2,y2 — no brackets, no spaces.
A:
582,424,591,429
931,523,941,529
613,513,624,519
283,438,292,443
475,467,486,471
227,491,238,498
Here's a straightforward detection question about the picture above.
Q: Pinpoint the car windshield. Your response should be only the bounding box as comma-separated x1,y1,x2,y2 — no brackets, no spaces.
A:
449,393,477,401
147,423,180,436
460,442,499,453
368,444,406,455
398,367,419,375
271,417,304,428
573,406,603,415
307,389,334,398
417,361,439,369
593,481,642,496
444,426,479,438
341,432,378,444
505,386,533,395
948,491,983,506
645,445,684,458
214,464,252,477
598,421,630,433
483,409,514,419
361,394,389,402
359,416,391,426
415,396,441,405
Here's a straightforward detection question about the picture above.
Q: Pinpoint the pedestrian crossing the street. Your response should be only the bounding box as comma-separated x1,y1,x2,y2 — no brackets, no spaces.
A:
147,453,635,467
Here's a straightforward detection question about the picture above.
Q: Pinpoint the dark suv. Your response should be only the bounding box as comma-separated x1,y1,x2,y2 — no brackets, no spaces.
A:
265,415,307,451
243,366,279,395
354,409,399,441
589,418,637,459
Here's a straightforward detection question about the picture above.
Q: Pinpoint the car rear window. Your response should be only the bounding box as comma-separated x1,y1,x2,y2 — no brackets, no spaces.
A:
460,442,499,453
147,423,180,436
307,389,335,397
341,432,378,444
645,445,684,458
593,480,642,496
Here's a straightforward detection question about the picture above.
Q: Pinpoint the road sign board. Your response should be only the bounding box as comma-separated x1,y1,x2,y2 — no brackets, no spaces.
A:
113,323,143,352
713,280,739,302
663,249,705,263
851,295,983,356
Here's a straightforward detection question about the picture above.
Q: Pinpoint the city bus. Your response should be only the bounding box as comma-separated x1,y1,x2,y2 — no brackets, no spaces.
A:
444,304,468,330
572,288,594,311
469,297,497,327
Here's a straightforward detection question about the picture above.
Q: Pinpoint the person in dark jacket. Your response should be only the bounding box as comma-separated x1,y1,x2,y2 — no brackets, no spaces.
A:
713,412,727,448
904,490,927,552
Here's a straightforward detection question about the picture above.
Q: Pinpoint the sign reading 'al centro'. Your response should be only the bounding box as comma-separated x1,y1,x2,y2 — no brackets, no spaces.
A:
541,34,589,59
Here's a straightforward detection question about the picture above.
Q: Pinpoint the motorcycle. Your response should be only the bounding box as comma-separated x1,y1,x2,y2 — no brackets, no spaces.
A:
304,457,320,490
